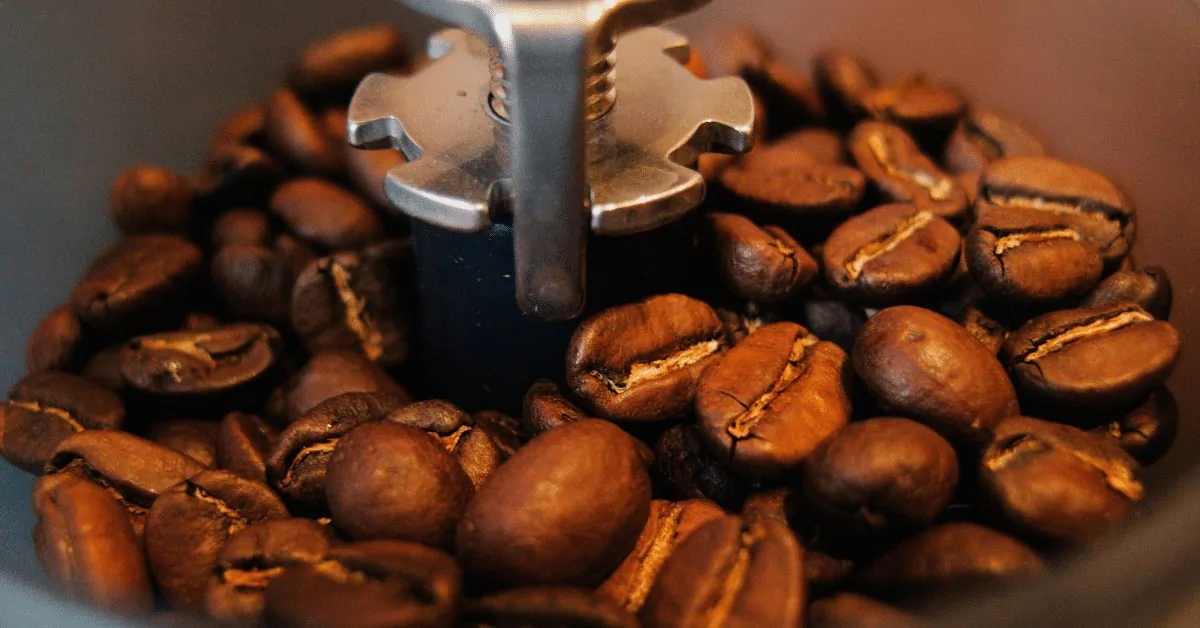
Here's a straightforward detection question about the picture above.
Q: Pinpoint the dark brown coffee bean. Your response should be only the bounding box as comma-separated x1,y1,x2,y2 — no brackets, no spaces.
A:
457,419,651,588
472,410,523,458
211,208,273,249
121,324,283,402
289,25,408,97
522,379,588,439
598,499,726,613
853,306,1020,445
33,474,154,614
566,294,727,423
268,392,409,509
981,416,1142,544
966,210,1103,305
211,104,266,150
856,523,1045,601
263,89,342,176
291,239,411,365
719,145,866,219
72,235,203,332
145,470,288,609
211,243,296,323
217,412,278,484
795,296,868,353
81,344,128,392
741,57,824,138
464,587,638,628
148,419,220,468
863,75,966,149
1002,303,1180,410
705,213,818,303
1080,266,1173,320
697,322,852,479
0,372,124,474
978,156,1135,266
740,488,789,526
182,312,223,332
205,518,334,625
808,593,924,628
801,418,958,540
26,304,86,374
823,203,961,305
772,127,845,165
958,306,1008,355
640,516,804,628
270,178,384,251
944,109,1046,174
849,121,969,223
286,350,411,422
262,540,462,628
1094,388,1178,465
110,165,195,235
714,302,785,347
274,232,319,275
386,400,505,490
654,424,750,510
199,142,283,204
814,50,878,128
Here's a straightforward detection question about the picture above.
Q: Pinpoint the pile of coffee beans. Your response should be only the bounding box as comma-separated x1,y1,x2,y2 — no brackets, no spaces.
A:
1,22,1185,628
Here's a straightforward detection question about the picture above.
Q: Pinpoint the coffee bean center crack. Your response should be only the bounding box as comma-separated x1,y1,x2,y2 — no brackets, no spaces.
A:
867,134,953,201
8,400,86,433
703,525,763,628
589,340,722,394
185,482,251,534
726,334,819,444
845,211,935,280
1022,310,1152,362
327,261,384,362
993,228,1082,255
624,502,685,610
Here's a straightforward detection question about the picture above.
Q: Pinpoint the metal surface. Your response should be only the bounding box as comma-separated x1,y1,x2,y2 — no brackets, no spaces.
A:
349,0,755,320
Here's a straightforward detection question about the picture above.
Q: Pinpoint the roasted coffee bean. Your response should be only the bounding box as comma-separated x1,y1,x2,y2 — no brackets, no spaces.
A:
274,232,319,276
42,430,207,534
566,294,727,423
291,239,411,365
966,210,1103,305
853,306,1020,445
109,165,195,235
145,470,289,609
857,522,1044,601
977,156,1135,266
1094,388,1178,464
286,350,411,421
814,50,878,129
182,312,223,332
801,418,958,540
81,344,129,392
1080,266,1173,320
740,488,790,526
464,587,638,628
808,593,924,628
26,304,86,374
72,235,203,332
211,104,267,151
326,421,473,546
981,417,1142,543
0,372,124,474
863,75,966,150
121,324,283,403
654,424,751,511
263,89,342,176
148,419,220,468
217,412,278,484
212,243,297,323
289,25,408,98
849,121,969,223
598,499,726,613
1002,303,1180,410
472,410,523,458
741,57,825,138
719,145,866,219
200,142,284,204
33,474,154,614
269,178,384,251
262,540,462,628
268,392,409,509
457,420,651,588
212,208,273,249
522,379,588,439
386,400,505,490
958,306,1008,355
795,296,868,353
944,109,1046,174
705,213,818,303
823,203,961,305
714,301,785,347
205,518,334,625
772,127,845,165
640,516,804,628
696,322,852,479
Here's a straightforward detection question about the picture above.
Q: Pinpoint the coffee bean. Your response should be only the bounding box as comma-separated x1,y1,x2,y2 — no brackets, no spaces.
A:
814,50,878,129
705,213,818,303
212,243,297,323
472,410,523,458
981,416,1142,543
291,239,411,365
566,294,727,423
109,165,195,235
801,418,958,541
522,379,588,440
719,145,866,219
199,142,284,205
823,203,961,305
978,156,1135,266
262,540,462,628
289,25,408,98
966,210,1103,305
205,518,334,625
696,322,852,479
33,474,154,614
740,488,789,526
1080,266,1173,320
1001,303,1180,410
958,306,1008,356
863,75,966,150
808,593,924,628
1094,388,1178,464
121,324,284,404
145,470,289,609
464,587,638,628
217,412,278,484
264,89,343,176
268,392,409,509
457,419,651,588
26,304,86,375
640,516,804,628
182,312,223,332
654,424,750,511
772,127,845,165
286,350,411,422
212,208,273,249
72,235,203,332
0,372,124,474
794,295,868,353
856,522,1045,601
849,121,968,223
210,104,267,151
346,144,407,208
853,306,1020,445
269,178,384,251
714,301,785,347
81,344,129,392
148,419,220,468
274,232,319,275
387,400,505,490
742,58,825,138
944,109,1046,174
